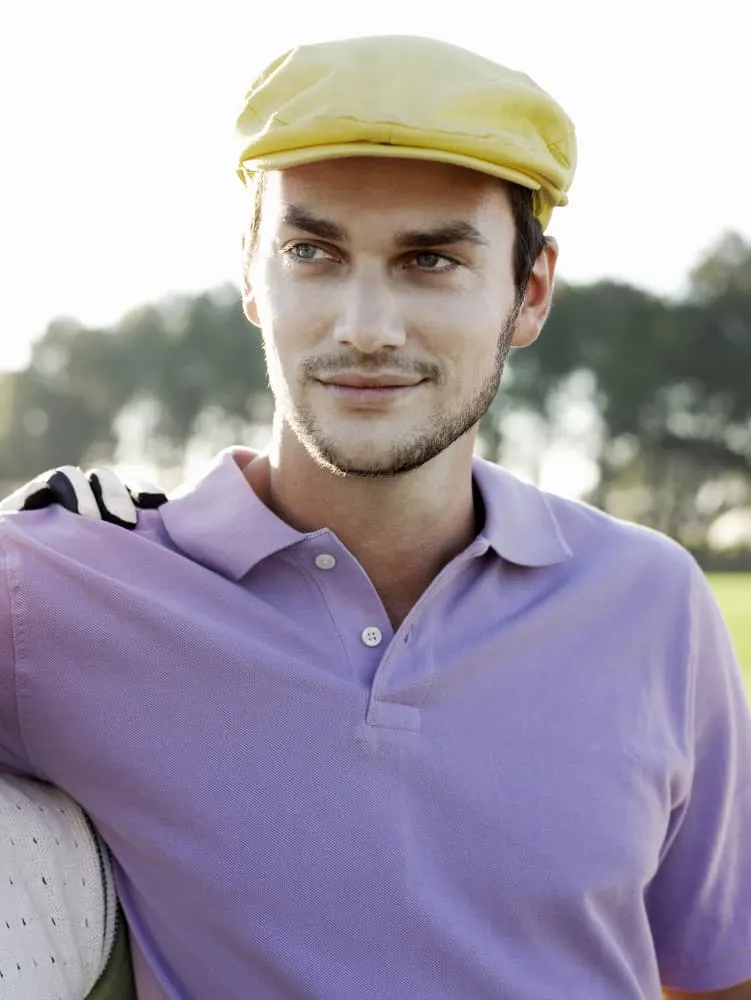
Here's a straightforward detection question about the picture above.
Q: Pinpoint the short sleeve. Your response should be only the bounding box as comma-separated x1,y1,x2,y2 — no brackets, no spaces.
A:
647,559,751,992
0,528,34,775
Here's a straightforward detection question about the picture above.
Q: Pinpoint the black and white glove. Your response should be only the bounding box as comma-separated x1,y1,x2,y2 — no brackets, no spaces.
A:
0,466,167,529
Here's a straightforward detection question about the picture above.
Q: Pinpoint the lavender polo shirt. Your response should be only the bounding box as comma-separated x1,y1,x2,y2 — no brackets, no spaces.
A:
1,450,750,999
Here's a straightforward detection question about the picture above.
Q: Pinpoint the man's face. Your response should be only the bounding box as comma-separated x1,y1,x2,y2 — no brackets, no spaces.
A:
243,157,550,477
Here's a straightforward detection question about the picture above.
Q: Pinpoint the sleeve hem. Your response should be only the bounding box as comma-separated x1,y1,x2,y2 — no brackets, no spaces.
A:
660,943,751,993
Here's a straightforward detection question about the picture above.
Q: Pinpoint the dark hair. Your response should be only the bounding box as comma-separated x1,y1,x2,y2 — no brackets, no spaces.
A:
244,172,547,296
244,171,266,267
506,183,548,295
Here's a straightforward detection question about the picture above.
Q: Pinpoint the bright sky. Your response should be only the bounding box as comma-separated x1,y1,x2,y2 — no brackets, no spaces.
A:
1,0,749,374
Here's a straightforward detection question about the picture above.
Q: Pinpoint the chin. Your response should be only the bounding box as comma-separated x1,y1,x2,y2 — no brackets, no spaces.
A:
290,407,457,478
309,443,399,478
306,432,448,479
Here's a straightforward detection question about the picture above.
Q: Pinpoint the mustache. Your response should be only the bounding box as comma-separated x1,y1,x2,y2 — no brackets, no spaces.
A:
301,354,442,381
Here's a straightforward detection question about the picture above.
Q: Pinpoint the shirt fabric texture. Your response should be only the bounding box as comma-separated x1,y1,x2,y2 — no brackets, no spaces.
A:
0,450,749,999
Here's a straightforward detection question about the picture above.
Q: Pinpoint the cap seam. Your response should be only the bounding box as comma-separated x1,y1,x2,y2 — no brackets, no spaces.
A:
546,127,576,168
250,114,563,155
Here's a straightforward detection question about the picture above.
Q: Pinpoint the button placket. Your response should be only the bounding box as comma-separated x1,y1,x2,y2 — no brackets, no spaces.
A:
297,535,392,687
364,544,488,730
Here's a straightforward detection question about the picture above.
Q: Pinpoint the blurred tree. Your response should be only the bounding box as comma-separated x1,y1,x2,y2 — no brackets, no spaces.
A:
115,286,267,465
0,319,124,480
495,236,751,546
0,288,268,483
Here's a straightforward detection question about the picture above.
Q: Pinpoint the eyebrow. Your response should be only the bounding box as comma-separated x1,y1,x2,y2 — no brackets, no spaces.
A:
394,221,489,249
281,206,347,242
281,206,488,249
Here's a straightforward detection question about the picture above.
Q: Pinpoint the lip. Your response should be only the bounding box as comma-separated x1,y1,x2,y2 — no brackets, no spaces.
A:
316,376,424,406
318,374,423,388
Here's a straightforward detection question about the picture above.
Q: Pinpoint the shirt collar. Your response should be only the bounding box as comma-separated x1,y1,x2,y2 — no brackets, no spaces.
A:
160,450,307,580
472,457,572,567
160,449,572,580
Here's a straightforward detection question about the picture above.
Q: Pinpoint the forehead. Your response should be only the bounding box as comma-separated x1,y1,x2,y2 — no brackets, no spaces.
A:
259,157,513,233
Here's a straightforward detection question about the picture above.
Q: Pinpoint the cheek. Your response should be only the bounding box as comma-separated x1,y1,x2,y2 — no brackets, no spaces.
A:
260,278,335,349
261,314,329,388
261,327,301,379
426,304,502,373
420,281,503,331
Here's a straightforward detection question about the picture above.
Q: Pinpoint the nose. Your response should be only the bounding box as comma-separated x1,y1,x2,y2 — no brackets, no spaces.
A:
332,268,406,353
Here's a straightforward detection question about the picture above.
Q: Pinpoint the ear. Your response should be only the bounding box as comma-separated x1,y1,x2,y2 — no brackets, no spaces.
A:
240,233,260,327
511,237,559,349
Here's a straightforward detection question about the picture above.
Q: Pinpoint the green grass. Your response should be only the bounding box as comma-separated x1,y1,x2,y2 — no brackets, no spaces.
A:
707,573,751,700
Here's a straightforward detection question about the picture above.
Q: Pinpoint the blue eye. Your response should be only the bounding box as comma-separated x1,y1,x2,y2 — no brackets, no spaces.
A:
411,252,456,271
289,243,325,261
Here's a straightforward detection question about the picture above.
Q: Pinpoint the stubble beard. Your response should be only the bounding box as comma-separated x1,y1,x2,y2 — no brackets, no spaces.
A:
275,301,522,478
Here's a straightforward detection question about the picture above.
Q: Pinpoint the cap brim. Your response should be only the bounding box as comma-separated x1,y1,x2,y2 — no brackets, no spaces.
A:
238,142,542,194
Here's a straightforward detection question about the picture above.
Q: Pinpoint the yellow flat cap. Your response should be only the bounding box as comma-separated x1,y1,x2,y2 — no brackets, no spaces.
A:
235,35,576,229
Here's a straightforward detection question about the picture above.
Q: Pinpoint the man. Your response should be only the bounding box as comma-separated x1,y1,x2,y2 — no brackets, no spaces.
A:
0,775,135,999
1,33,750,1000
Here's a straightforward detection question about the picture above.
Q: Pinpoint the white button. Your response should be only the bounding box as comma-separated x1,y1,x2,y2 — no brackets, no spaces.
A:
314,553,337,570
361,626,383,648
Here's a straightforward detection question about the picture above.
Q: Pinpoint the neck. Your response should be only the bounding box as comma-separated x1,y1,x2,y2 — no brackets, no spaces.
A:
244,429,479,628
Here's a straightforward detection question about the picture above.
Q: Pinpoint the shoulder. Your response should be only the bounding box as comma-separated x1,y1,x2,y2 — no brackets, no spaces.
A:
547,488,693,571
544,487,703,626
0,505,172,565
476,457,696,589
477,460,708,665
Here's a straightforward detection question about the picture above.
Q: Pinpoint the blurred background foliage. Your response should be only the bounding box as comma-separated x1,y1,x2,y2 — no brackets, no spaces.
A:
1,231,750,567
